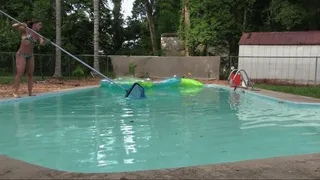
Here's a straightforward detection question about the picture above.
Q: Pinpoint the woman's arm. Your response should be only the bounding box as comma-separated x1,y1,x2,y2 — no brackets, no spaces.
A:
12,23,27,31
39,36,45,45
39,36,50,46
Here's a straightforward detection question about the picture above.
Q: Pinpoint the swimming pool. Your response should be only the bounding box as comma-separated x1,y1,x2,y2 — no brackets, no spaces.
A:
0,85,319,173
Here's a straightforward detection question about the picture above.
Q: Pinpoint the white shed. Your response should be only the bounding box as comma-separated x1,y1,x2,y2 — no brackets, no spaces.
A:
238,31,320,85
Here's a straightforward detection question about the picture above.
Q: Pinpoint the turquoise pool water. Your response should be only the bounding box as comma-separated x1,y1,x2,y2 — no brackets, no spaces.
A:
0,86,319,173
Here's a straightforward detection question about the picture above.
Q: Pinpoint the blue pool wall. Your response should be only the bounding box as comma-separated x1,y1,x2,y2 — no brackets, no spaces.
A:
0,86,99,106
0,84,319,108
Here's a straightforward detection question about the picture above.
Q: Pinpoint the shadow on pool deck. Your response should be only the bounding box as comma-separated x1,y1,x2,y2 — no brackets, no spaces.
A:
0,154,319,179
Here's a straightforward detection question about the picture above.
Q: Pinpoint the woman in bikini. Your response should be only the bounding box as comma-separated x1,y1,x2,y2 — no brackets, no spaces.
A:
11,19,48,98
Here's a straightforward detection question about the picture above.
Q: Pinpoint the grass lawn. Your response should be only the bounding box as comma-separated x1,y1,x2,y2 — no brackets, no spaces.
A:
255,84,320,99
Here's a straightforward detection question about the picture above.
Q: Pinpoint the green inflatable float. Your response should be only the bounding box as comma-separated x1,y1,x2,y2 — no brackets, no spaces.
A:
100,76,204,89
180,78,204,87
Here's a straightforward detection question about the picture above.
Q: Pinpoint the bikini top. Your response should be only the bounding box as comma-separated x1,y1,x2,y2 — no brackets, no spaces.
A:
22,30,37,45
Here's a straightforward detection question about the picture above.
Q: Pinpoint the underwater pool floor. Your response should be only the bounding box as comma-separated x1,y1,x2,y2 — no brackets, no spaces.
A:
0,84,320,178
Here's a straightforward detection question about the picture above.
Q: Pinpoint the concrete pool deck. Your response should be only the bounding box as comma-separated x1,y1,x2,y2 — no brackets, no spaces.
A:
0,153,319,179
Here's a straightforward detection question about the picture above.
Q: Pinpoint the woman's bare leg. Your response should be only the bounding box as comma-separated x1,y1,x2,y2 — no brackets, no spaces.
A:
26,57,35,96
13,53,26,98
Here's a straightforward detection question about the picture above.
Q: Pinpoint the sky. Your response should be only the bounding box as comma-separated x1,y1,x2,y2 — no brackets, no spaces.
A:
108,0,135,18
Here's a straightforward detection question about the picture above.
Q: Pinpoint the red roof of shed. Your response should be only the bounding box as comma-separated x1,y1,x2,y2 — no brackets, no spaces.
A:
239,31,320,45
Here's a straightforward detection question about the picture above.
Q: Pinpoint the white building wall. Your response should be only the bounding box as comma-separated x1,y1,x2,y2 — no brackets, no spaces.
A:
238,45,320,85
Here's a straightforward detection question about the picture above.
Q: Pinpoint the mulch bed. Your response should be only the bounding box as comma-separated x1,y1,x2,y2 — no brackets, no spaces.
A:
0,77,101,99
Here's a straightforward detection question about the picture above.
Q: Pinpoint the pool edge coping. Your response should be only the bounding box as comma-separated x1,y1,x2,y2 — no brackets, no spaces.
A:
204,84,320,106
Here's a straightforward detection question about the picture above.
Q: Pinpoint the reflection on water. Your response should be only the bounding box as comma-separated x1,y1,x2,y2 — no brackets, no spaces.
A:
0,87,319,173
231,90,320,134
229,91,241,110
14,103,26,138
55,95,63,168
28,101,35,121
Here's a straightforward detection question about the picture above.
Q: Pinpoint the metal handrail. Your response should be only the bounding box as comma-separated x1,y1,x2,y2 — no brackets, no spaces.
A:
227,69,255,90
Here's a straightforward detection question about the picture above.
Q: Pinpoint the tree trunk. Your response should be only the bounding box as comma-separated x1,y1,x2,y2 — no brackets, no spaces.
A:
53,0,62,77
144,0,158,55
112,0,122,52
93,0,100,71
183,0,190,56
243,7,247,31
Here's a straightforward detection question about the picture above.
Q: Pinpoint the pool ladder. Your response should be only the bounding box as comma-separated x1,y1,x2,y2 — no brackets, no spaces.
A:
227,69,256,91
